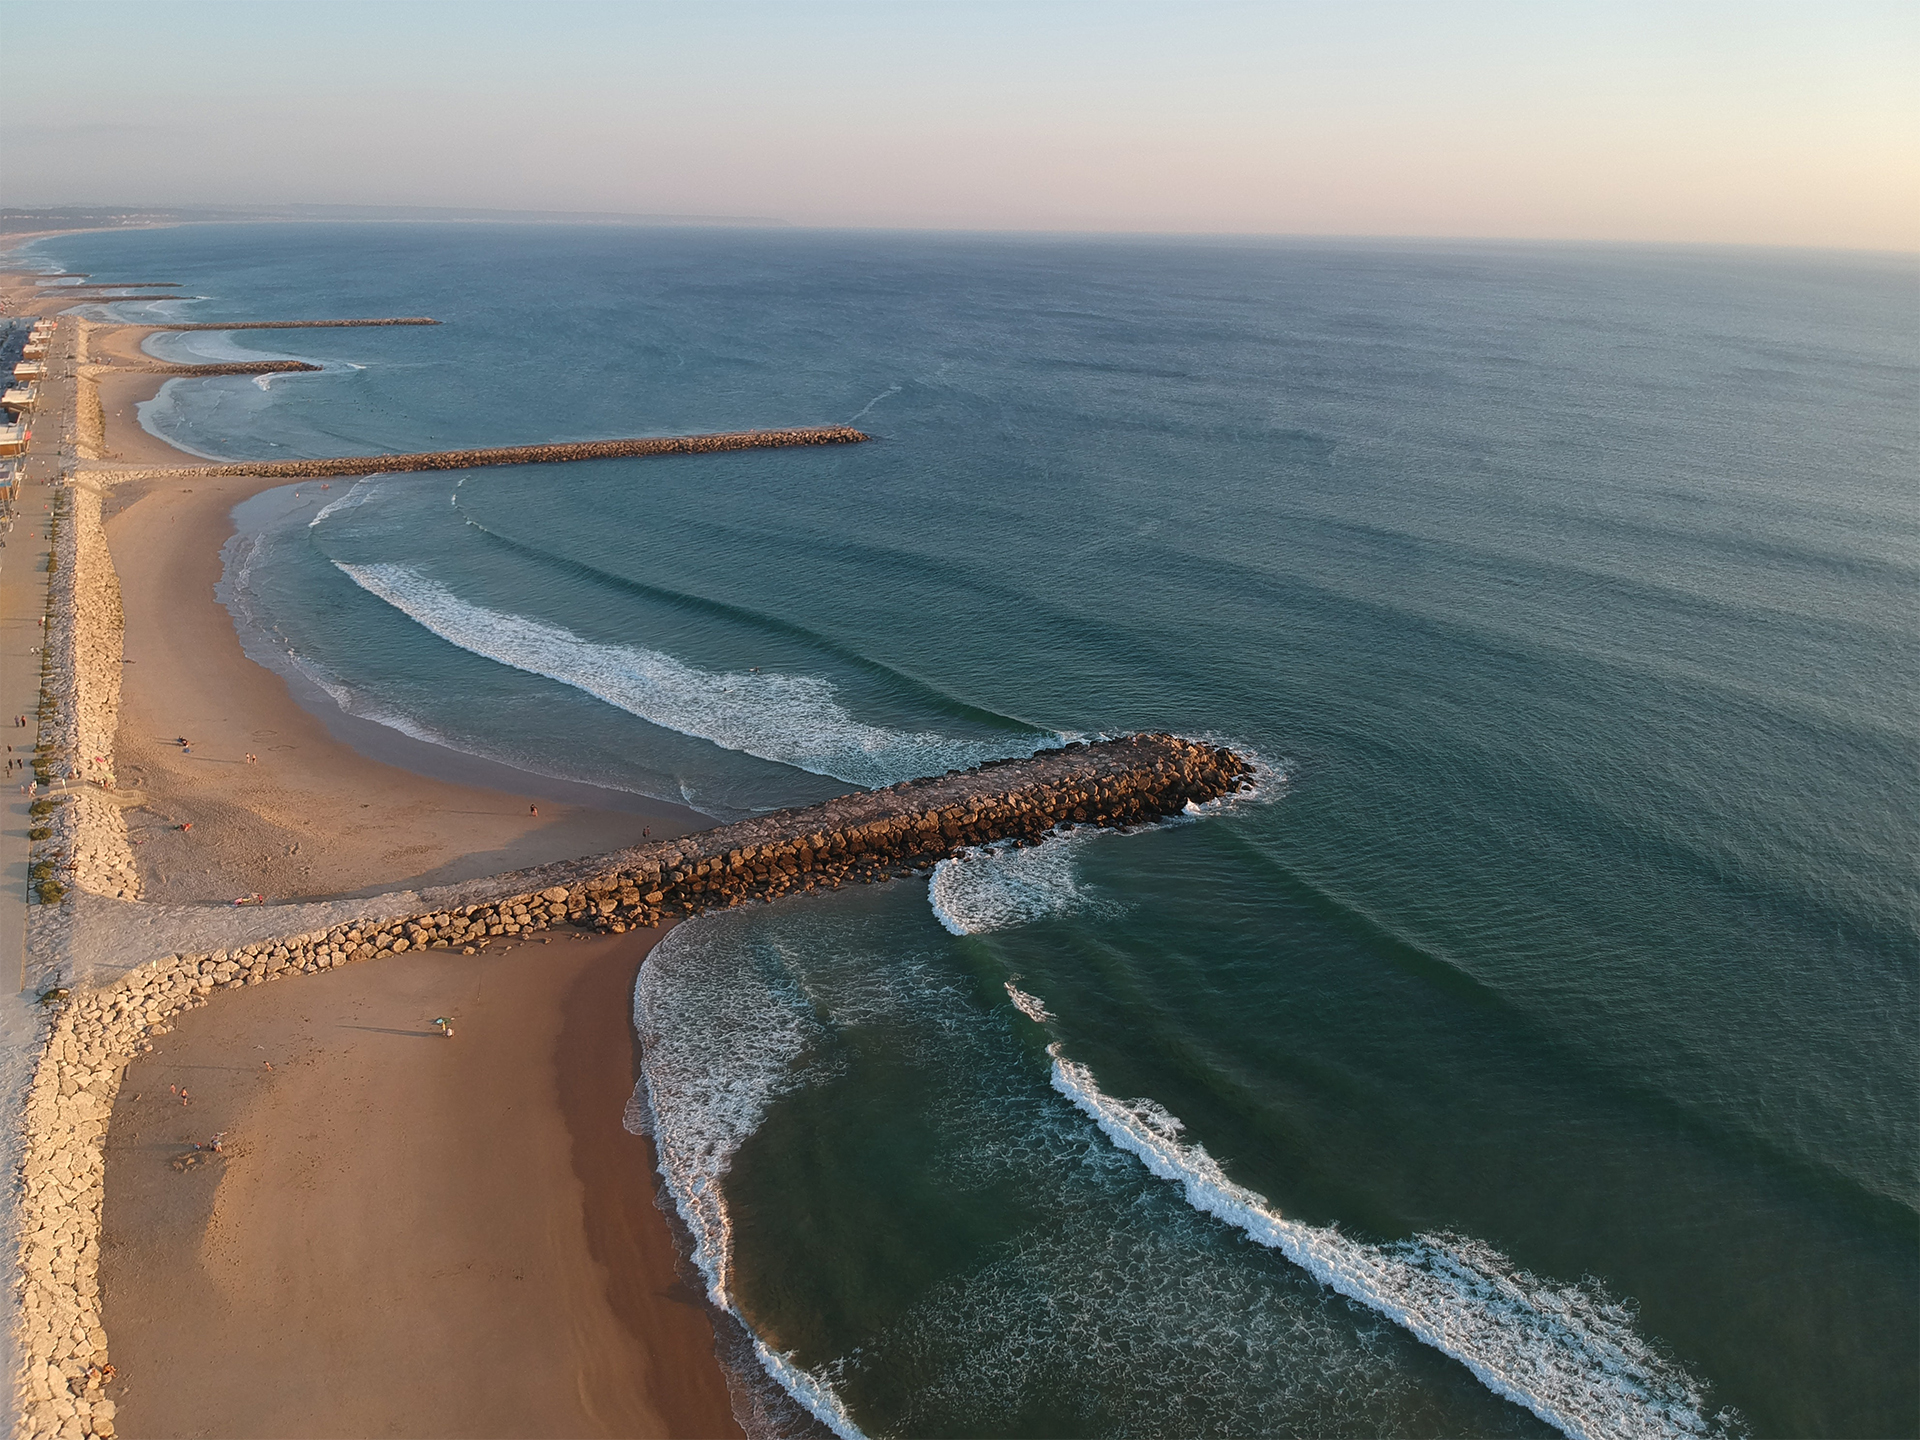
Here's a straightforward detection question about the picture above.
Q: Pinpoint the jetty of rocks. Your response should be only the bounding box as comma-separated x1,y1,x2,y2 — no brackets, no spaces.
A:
112,361,324,378
37,295,185,304
147,317,441,331
104,425,871,481
420,732,1255,938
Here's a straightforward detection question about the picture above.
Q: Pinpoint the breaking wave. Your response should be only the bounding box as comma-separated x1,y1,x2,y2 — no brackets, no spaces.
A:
309,476,380,526
333,562,1052,786
928,830,1112,936
1004,981,1055,1022
632,916,867,1439
1050,1049,1740,1440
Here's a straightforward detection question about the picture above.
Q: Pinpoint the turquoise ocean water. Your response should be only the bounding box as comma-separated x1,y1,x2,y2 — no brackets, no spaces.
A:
27,225,1918,1438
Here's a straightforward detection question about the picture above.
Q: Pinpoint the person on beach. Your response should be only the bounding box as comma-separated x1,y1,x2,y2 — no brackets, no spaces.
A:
529,805,538,817
433,1016,454,1038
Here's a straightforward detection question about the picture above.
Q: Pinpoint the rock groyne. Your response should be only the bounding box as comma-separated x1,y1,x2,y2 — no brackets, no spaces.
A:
548,732,1251,931
93,425,872,481
101,361,323,378
11,733,1252,1439
146,318,441,331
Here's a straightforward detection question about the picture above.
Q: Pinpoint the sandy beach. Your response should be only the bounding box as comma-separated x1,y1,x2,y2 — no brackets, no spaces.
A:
99,925,742,1439
71,309,706,905
101,465,707,904
0,269,746,1440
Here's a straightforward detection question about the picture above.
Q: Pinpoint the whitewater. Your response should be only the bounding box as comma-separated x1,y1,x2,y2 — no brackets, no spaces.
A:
334,561,1051,789
635,831,1740,1440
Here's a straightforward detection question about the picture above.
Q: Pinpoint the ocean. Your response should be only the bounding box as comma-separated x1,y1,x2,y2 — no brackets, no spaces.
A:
28,223,1918,1438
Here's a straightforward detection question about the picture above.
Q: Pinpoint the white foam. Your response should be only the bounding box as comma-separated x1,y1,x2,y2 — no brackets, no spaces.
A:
334,562,1049,786
928,830,1108,936
309,476,379,527
634,919,870,1437
1049,1048,1736,1440
1004,981,1054,1023
750,1341,867,1440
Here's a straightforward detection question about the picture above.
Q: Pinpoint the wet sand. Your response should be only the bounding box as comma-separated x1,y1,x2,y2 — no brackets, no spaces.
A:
100,926,742,1439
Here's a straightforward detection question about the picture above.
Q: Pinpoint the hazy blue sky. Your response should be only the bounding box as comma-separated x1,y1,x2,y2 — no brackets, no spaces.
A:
4,0,1914,249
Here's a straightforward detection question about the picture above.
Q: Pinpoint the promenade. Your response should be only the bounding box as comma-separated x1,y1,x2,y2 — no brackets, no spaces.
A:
0,311,68,1438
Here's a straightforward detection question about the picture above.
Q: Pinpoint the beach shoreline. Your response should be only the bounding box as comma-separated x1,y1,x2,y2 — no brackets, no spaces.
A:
100,464,708,904
1,258,1258,1440
0,265,747,1440
24,294,712,905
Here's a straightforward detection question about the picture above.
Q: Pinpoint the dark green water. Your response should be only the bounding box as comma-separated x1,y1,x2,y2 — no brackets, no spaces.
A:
33,225,1919,1436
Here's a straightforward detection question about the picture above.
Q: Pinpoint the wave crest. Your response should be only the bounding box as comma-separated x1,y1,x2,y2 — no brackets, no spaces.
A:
1049,1048,1740,1440
334,562,1052,786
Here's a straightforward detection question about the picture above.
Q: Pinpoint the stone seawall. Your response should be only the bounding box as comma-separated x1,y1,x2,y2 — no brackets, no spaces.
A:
33,486,140,905
92,425,872,482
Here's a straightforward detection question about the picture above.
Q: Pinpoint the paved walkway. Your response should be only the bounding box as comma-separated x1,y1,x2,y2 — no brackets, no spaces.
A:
0,311,71,1436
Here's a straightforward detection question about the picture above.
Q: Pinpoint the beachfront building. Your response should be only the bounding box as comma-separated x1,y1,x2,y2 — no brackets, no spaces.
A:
12,362,46,383
0,423,26,456
3,386,38,415
22,342,46,360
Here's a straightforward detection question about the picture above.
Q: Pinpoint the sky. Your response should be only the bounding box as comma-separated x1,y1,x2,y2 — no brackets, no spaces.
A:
2,0,1915,250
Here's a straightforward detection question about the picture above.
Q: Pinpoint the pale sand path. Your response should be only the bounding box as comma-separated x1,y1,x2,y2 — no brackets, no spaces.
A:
101,926,742,1439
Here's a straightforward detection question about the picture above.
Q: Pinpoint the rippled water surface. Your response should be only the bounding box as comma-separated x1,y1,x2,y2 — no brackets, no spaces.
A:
33,225,1919,1437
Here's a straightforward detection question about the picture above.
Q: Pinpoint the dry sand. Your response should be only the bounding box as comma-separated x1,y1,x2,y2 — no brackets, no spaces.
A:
99,927,741,1439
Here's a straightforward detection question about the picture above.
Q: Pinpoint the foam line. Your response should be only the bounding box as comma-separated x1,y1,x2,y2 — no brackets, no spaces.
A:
634,921,872,1439
928,830,1101,936
309,476,378,526
333,562,1051,787
1049,1048,1737,1440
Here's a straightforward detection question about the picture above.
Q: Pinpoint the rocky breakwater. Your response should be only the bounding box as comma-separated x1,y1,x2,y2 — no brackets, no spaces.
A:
149,318,441,331
120,361,323,378
558,732,1253,931
95,425,872,483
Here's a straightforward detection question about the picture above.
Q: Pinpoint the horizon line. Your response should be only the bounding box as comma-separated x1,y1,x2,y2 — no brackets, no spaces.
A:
1,206,1914,259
